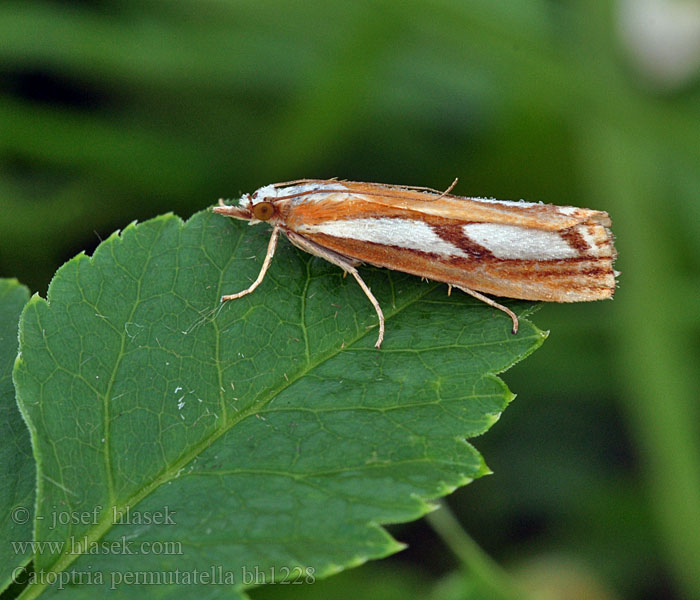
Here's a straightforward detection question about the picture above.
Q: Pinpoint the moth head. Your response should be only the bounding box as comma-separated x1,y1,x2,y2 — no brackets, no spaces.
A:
213,185,279,223
247,184,280,223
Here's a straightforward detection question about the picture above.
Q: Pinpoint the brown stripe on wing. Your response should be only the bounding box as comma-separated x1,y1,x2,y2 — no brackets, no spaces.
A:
559,226,590,254
431,224,495,258
296,225,616,303
468,256,617,301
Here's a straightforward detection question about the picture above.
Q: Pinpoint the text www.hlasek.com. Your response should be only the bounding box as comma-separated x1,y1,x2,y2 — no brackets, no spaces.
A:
12,536,182,556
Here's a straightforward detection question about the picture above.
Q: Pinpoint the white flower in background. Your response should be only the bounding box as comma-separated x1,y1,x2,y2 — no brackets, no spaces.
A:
617,0,700,90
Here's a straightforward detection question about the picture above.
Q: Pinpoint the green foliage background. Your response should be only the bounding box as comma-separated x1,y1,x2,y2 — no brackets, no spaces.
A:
1,1,699,599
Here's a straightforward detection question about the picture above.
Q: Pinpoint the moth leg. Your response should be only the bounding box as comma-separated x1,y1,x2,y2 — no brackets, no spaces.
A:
455,285,519,334
347,269,385,348
286,231,385,348
285,231,362,268
221,225,280,301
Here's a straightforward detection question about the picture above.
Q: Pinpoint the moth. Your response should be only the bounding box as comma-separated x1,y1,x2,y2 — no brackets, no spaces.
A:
213,179,617,348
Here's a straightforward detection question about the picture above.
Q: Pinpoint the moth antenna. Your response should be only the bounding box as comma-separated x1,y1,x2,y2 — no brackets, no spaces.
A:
436,177,459,200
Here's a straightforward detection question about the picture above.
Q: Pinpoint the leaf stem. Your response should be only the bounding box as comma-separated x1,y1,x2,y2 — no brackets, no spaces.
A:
425,500,533,600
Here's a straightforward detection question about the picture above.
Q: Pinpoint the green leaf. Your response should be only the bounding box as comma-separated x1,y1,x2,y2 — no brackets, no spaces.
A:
13,211,545,598
0,278,32,592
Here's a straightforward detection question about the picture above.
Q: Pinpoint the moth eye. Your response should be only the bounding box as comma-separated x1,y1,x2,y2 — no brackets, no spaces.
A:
253,201,274,221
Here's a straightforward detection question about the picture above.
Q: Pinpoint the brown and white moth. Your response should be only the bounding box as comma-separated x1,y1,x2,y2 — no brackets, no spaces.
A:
213,179,618,348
